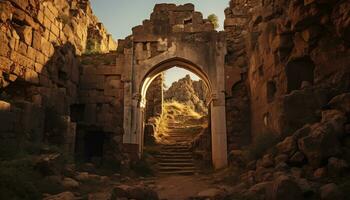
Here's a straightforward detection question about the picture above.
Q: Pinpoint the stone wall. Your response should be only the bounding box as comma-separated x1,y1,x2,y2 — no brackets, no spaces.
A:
0,0,116,158
224,0,350,145
75,53,124,162
145,73,163,122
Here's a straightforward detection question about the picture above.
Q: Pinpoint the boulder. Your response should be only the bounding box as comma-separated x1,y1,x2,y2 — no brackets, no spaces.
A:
61,177,79,189
313,167,327,179
327,157,348,177
298,122,341,168
34,153,62,176
194,188,227,200
245,181,273,200
275,154,288,164
328,93,350,113
321,109,347,136
276,136,297,155
269,175,303,200
111,185,159,200
320,183,344,200
288,151,306,166
257,154,274,168
43,192,75,200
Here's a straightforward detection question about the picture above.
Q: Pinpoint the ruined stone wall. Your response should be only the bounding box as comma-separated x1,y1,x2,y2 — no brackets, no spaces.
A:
145,73,163,122
75,53,124,162
0,0,116,158
225,0,350,144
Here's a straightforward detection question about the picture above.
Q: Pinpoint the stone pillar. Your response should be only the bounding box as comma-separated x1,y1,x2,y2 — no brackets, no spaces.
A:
211,99,228,169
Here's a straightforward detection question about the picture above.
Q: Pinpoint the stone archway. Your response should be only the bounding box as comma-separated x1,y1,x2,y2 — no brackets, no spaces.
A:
117,3,228,169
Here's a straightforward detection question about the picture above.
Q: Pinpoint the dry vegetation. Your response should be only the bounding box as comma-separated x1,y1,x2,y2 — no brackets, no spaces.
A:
150,100,205,143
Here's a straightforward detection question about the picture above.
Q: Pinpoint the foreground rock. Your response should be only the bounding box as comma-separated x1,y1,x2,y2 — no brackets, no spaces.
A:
111,185,159,200
43,192,75,200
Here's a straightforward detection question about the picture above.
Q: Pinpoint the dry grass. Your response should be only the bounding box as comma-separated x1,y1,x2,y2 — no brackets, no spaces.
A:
164,100,203,119
151,100,205,143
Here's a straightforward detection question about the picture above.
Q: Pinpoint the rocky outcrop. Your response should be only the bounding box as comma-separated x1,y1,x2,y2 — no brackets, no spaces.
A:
225,92,350,200
224,0,350,144
0,0,117,159
164,75,208,114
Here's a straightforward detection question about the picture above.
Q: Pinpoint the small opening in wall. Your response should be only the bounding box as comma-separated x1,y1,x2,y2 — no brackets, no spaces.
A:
58,70,68,81
267,80,277,103
84,132,106,162
286,57,315,93
263,112,270,127
184,18,193,25
258,66,264,77
70,104,85,122
143,42,148,51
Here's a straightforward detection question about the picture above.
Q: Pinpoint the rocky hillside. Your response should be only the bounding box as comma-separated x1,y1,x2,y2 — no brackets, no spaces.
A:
225,92,350,200
164,75,208,114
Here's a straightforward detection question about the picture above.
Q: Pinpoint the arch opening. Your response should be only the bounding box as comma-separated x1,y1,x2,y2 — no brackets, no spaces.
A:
139,58,213,171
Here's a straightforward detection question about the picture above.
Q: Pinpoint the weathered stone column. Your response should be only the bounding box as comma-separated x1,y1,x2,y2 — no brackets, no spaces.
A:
211,96,228,169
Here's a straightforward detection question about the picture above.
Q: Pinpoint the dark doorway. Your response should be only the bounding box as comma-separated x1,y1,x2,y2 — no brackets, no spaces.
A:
84,132,106,161
286,57,315,93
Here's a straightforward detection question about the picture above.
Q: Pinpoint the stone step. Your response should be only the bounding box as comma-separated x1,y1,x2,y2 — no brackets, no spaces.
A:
159,166,196,171
158,158,194,163
156,155,193,159
159,152,192,156
159,170,196,175
162,146,190,149
158,162,194,167
160,149,190,153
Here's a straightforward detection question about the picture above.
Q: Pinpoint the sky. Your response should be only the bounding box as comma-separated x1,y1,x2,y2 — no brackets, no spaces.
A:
164,67,200,88
90,0,228,85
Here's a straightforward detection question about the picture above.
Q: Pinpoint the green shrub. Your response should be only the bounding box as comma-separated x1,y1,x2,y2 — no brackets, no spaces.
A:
58,14,71,25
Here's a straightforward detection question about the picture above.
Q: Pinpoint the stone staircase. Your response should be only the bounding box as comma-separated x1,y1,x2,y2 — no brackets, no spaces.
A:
157,121,198,175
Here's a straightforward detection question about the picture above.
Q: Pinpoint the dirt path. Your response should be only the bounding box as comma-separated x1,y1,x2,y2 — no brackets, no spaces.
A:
153,175,215,200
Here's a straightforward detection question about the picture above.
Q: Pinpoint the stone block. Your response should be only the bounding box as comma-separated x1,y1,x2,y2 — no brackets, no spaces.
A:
84,104,96,124
224,18,247,27
32,30,42,50
37,10,44,24
44,6,55,22
18,41,28,55
47,3,59,17
51,24,60,37
95,65,121,75
34,62,44,73
104,88,120,97
0,56,13,72
27,46,36,61
35,51,46,65
9,30,20,50
43,16,51,29
175,3,194,11
0,1,14,22
24,69,39,84
80,75,104,89
9,0,28,10
0,32,10,57
106,79,122,89
41,37,52,56
81,65,97,75
15,25,32,46
49,31,57,43
0,111,16,132
11,51,32,68
0,101,11,111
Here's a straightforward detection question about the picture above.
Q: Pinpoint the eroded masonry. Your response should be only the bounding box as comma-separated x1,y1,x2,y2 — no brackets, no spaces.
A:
0,0,350,174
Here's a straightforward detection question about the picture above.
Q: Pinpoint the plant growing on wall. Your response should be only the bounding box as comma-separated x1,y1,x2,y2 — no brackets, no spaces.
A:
208,14,219,29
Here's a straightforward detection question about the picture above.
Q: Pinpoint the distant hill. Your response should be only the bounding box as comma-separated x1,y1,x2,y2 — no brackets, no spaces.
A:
164,75,208,114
